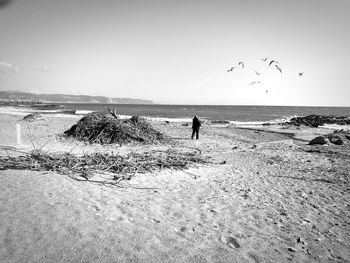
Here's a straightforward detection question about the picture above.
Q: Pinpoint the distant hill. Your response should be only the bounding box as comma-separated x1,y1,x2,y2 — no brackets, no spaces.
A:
0,91,154,104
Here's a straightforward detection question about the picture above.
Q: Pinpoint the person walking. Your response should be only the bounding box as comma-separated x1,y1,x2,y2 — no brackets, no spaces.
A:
191,115,201,139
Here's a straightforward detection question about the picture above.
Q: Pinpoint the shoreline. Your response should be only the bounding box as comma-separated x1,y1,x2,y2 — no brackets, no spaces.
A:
236,126,306,142
0,108,348,154
1,104,350,124
2,104,350,127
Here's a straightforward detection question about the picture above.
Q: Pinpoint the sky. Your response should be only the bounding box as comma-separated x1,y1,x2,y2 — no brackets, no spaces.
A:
0,0,349,106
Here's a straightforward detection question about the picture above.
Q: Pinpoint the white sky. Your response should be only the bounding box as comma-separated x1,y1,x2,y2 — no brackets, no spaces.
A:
0,0,349,106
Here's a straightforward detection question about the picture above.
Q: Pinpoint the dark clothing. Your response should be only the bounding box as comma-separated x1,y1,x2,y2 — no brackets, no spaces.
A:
192,116,201,129
191,128,199,139
191,116,201,139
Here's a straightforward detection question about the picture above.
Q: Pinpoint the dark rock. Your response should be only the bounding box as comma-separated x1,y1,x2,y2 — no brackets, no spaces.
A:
281,115,350,127
309,136,328,145
324,130,350,145
327,134,343,145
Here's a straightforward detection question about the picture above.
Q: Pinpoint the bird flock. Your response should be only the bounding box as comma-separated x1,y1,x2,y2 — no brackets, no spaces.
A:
226,57,303,94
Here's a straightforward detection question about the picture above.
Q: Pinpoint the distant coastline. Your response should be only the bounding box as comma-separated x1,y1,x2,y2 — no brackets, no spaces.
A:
0,91,154,105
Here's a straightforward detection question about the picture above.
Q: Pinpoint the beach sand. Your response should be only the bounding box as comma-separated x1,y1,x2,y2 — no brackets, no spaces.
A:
0,113,349,262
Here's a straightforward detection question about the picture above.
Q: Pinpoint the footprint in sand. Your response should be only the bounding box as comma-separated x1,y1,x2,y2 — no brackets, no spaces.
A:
92,205,100,211
143,216,159,224
152,218,161,224
220,236,240,249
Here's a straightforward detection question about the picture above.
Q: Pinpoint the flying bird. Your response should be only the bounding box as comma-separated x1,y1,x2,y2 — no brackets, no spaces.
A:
238,62,244,69
261,57,269,62
227,67,235,72
248,81,262,86
269,60,279,66
275,65,282,73
298,72,303,76
255,71,261,75
265,90,269,94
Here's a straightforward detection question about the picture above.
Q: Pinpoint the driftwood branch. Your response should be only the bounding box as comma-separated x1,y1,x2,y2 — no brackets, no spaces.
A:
107,107,119,120
0,149,211,184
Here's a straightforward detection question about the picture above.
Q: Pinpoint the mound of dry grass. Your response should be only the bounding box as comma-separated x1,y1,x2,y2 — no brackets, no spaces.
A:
22,113,43,122
64,113,169,145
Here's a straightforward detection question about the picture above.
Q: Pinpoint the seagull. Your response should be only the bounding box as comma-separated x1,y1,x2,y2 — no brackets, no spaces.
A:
275,65,282,73
269,60,279,66
227,67,235,72
238,62,244,69
261,57,269,62
248,81,262,86
255,71,261,75
298,72,303,76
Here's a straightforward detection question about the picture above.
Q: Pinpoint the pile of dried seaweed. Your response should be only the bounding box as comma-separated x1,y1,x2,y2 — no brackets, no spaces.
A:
0,149,210,181
64,113,169,145
22,113,43,122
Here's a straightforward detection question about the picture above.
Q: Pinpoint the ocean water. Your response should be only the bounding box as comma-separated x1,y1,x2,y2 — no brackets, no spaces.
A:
62,104,350,123
1,104,349,124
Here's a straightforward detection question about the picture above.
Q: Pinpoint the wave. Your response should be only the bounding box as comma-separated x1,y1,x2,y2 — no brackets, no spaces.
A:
144,116,192,123
75,110,94,115
224,116,297,127
0,106,78,117
0,106,297,125
323,124,350,130
229,120,265,126
102,114,192,123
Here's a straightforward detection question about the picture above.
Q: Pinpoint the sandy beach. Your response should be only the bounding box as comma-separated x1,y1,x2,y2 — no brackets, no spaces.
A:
0,113,349,263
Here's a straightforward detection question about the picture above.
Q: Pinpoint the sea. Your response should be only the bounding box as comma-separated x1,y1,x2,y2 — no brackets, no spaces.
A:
65,103,350,123
1,103,350,125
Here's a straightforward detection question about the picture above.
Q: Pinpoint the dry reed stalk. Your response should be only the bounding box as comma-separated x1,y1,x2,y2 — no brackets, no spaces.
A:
0,149,211,183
